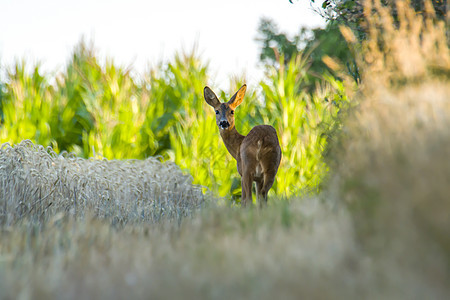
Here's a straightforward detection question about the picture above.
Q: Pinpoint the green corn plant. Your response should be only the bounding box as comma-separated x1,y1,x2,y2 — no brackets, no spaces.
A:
169,113,236,196
0,61,54,147
54,42,146,159
142,50,209,158
50,42,96,155
81,60,146,159
260,54,348,195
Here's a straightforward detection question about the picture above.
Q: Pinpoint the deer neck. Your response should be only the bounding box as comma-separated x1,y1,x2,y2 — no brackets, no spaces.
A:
220,126,245,161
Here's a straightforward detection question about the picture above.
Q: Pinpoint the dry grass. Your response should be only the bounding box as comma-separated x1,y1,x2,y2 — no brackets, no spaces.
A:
1,197,449,299
327,0,450,294
0,199,358,300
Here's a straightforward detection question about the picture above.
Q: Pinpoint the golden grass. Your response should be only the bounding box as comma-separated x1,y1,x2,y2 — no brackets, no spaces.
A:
1,198,448,299
0,199,361,299
327,0,450,290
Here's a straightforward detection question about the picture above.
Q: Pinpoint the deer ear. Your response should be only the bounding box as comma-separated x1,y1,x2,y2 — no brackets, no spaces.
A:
228,84,246,110
204,86,221,108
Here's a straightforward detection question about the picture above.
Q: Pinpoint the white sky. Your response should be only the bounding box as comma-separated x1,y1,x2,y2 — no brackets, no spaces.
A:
1,0,324,89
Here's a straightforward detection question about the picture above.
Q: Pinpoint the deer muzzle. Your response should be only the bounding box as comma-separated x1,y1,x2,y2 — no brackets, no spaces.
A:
219,120,230,130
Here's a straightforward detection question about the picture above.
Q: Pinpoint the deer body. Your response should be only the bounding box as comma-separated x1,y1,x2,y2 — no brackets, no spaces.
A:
204,84,281,207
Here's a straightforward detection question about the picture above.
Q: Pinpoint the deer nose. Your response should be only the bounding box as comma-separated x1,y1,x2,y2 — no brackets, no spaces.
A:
219,120,230,129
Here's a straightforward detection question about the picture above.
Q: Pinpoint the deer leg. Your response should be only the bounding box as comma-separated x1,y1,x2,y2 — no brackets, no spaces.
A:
241,171,254,207
240,176,247,205
255,178,266,209
260,170,276,206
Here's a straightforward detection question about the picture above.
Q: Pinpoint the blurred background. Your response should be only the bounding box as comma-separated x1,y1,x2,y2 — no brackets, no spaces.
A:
0,0,324,89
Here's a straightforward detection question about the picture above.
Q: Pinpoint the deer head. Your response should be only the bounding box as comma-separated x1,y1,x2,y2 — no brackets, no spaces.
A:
204,84,247,131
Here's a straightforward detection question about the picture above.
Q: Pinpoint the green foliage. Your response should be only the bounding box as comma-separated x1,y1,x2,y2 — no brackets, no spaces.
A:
0,41,348,200
256,18,358,89
260,55,348,195
256,18,302,66
143,51,209,158
304,22,359,82
305,0,447,39
58,42,144,159
0,62,55,147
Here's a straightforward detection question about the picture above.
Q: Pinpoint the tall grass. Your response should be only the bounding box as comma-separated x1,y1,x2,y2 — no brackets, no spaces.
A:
0,199,359,300
326,0,450,289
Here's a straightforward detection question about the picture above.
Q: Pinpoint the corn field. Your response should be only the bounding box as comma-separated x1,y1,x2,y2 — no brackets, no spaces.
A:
0,42,347,200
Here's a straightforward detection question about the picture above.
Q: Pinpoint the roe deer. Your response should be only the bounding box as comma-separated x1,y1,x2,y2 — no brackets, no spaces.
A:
204,84,281,207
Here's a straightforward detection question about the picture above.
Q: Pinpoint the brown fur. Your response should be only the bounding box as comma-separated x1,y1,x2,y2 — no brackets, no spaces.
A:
204,84,281,207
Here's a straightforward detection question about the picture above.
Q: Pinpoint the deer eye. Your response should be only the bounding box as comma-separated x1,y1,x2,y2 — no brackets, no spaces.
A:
230,110,234,115
215,110,219,114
